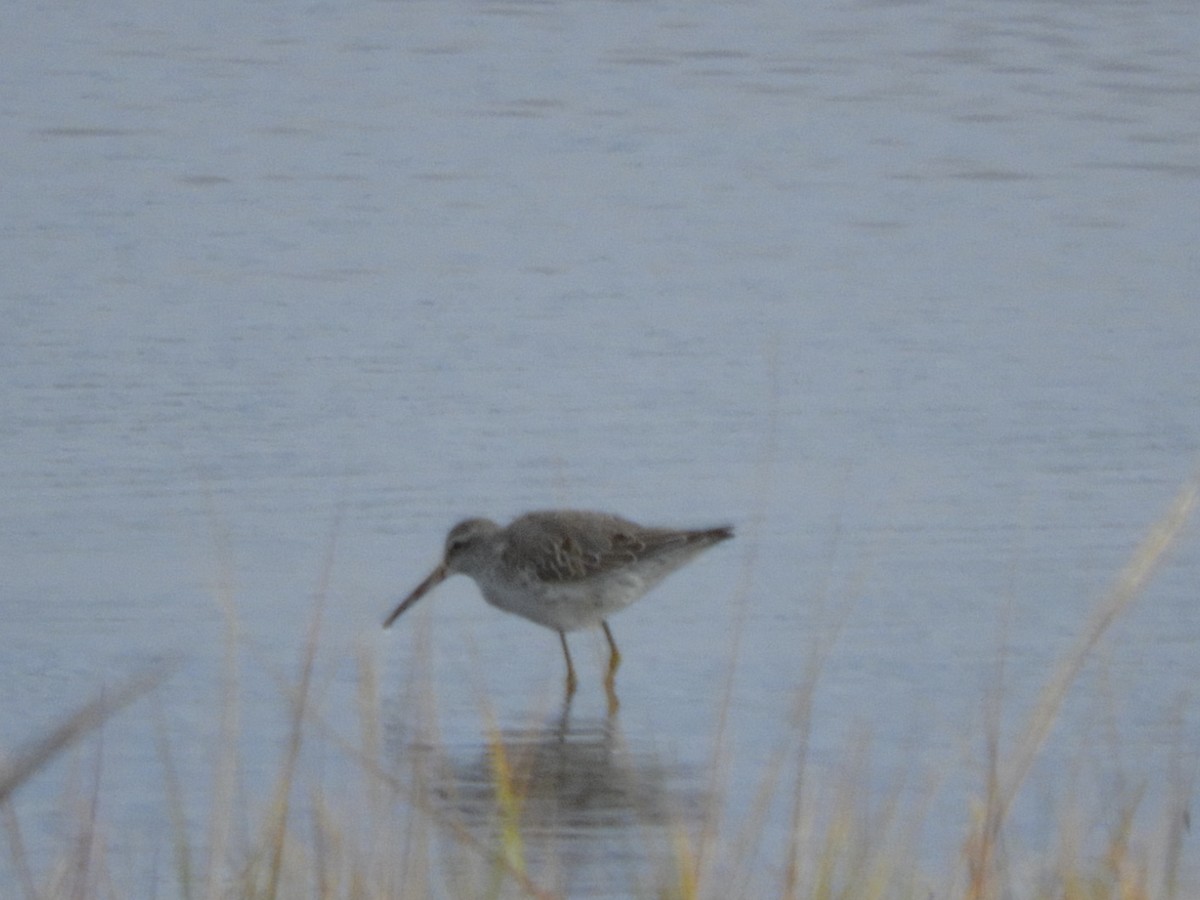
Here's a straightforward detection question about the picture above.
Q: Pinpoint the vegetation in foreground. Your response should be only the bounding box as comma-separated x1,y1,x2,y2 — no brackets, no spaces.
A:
2,476,1196,899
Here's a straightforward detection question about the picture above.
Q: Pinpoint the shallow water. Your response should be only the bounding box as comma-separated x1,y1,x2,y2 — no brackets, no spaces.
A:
3,0,1199,894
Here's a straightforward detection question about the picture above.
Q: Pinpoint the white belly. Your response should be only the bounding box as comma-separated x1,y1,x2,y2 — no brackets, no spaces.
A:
474,569,649,632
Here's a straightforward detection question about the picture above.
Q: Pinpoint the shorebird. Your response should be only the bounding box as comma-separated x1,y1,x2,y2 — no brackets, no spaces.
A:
382,510,733,706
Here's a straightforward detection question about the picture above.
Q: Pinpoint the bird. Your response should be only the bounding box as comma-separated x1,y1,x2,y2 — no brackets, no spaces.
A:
382,510,733,707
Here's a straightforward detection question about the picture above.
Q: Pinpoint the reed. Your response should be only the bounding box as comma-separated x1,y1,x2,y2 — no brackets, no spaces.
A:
2,475,1195,898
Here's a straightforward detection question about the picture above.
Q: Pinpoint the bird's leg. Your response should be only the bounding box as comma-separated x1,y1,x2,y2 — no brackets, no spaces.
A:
558,630,577,698
601,621,621,712
601,621,622,680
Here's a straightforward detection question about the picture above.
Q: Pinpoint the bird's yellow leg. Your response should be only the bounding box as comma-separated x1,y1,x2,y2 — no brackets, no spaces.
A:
558,631,578,698
602,622,621,712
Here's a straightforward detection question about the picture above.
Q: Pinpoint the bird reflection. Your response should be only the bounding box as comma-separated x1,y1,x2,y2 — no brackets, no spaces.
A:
446,715,680,831
392,703,707,884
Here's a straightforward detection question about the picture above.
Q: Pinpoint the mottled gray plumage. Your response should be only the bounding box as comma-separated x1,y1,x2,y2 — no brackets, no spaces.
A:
498,510,732,584
382,509,733,705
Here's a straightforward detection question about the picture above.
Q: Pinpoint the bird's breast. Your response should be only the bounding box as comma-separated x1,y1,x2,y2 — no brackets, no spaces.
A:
473,570,645,632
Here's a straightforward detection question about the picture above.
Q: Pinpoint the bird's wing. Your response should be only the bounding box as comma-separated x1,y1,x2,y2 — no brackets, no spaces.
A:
501,511,727,584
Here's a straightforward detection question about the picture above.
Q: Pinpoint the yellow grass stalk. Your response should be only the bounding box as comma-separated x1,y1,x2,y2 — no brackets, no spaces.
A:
0,666,169,808
665,822,699,900
261,512,340,900
965,473,1199,900
152,696,195,900
203,499,241,900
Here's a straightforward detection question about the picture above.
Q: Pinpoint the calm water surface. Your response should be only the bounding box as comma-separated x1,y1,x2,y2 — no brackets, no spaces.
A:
3,0,1199,894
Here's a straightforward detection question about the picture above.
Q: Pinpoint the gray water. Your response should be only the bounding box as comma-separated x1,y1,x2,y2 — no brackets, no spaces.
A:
3,0,1199,895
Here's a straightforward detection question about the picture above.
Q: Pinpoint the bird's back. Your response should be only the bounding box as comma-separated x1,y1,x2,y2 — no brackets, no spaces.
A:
501,510,732,586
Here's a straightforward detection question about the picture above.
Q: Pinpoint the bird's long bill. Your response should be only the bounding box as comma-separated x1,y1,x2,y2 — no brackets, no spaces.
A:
382,562,448,628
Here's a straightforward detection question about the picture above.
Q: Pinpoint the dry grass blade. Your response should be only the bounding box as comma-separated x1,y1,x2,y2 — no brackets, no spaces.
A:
0,664,172,806
966,474,1199,898
305,694,560,899
261,508,341,900
152,695,196,900
485,725,527,882
999,476,1197,817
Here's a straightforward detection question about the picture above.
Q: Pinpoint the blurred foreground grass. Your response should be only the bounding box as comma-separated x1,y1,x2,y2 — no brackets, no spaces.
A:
2,475,1196,899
